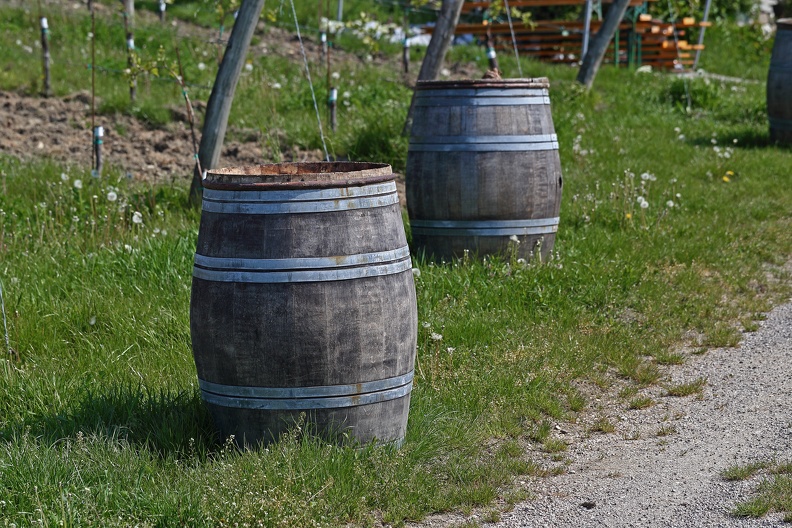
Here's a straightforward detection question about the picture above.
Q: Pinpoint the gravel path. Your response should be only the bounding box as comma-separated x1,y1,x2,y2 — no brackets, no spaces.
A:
491,299,792,527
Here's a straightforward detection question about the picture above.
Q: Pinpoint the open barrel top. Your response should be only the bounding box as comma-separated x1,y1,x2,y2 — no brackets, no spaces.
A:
416,77,550,90
203,161,394,190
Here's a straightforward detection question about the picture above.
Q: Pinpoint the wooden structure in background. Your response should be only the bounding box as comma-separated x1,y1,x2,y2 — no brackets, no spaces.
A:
423,0,712,70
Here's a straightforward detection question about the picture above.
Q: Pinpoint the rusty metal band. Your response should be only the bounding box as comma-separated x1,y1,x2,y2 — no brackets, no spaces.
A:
414,96,550,107
194,245,411,271
769,116,792,131
409,134,559,152
202,181,399,214
198,371,414,410
193,255,413,283
410,217,560,237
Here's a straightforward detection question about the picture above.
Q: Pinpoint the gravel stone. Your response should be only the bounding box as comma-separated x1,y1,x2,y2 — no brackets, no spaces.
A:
491,299,792,527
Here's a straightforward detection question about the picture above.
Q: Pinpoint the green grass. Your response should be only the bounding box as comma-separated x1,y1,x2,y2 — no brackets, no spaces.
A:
665,378,708,397
730,461,792,521
1,5,792,526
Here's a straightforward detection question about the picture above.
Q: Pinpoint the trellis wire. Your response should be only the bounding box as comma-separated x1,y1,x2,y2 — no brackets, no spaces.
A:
502,0,523,77
290,0,330,161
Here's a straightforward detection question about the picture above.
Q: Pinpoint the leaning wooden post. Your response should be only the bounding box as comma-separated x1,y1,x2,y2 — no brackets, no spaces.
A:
189,0,266,207
576,0,631,89
401,0,465,136
40,16,51,97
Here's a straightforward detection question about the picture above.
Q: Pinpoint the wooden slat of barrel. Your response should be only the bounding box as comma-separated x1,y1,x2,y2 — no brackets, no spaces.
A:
768,19,792,146
190,162,417,447
406,79,563,262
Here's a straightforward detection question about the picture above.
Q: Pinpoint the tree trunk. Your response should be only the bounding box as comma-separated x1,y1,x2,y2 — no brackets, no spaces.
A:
189,0,266,207
576,0,631,89
401,0,465,136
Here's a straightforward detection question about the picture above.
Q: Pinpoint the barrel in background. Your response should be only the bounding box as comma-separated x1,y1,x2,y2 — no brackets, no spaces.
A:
190,162,418,447
406,78,563,262
768,19,792,146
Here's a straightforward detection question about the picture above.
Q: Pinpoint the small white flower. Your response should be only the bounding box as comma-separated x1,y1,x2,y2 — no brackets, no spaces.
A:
733,138,738,144
132,211,143,224
637,196,646,204
244,62,253,72
666,200,675,208
411,267,421,278
711,138,718,145
640,201,649,209
440,68,450,77
342,91,351,99
678,134,685,141
422,322,431,329
676,193,682,199
447,347,455,353
124,244,133,252
60,173,69,182
197,62,206,71
72,215,79,222
674,127,681,133
517,258,526,265
153,228,161,235
271,82,282,90
430,332,443,341
509,234,520,243
89,316,96,326
73,179,83,189
107,191,117,202
331,71,340,80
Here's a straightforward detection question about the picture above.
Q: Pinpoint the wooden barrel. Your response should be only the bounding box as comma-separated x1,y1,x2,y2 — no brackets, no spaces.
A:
406,78,563,262
190,162,417,447
768,19,792,145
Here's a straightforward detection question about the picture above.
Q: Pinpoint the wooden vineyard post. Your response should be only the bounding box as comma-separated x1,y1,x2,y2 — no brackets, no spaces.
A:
40,17,51,97
576,0,631,89
189,0,266,206
401,0,465,136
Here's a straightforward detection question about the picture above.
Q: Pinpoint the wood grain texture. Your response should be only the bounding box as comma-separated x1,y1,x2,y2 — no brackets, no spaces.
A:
190,163,417,447
768,20,792,146
406,79,563,262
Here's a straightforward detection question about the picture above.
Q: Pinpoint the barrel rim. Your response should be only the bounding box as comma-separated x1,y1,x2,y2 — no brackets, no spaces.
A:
416,77,550,90
777,18,792,29
203,162,394,190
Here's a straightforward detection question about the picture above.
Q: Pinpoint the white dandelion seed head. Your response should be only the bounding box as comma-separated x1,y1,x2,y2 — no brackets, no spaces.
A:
89,316,96,326
331,71,340,80
132,211,143,224
509,234,520,243
61,173,69,182
271,82,282,90
422,322,431,329
197,62,206,71
73,179,83,189
124,244,133,252
244,63,253,72
430,332,443,341
411,268,421,278
107,191,118,202
666,200,675,208
641,200,649,209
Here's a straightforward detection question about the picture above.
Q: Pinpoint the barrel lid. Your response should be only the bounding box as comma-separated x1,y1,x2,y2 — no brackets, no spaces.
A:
416,77,550,90
203,162,394,190
778,18,792,30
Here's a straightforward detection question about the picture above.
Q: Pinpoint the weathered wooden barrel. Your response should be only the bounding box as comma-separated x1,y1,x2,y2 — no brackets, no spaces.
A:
768,19,792,145
190,162,417,447
406,78,563,261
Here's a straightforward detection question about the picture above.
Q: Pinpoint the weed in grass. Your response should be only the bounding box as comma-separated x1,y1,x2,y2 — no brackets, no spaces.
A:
665,378,707,397
483,509,501,523
619,386,639,399
722,461,769,481
655,425,677,437
741,319,760,332
566,391,587,413
542,438,568,454
589,418,616,434
628,396,655,410
655,351,686,365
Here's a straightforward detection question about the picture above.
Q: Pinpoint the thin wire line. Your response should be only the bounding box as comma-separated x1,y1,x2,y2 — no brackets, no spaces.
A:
502,0,524,77
0,279,10,358
290,0,330,161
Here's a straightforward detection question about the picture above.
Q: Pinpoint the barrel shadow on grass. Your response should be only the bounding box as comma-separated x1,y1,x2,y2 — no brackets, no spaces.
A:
1,384,219,457
689,128,789,150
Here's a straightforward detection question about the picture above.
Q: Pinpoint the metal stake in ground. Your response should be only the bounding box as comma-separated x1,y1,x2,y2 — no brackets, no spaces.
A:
486,27,500,72
159,0,167,23
93,126,104,177
123,12,137,104
40,16,51,97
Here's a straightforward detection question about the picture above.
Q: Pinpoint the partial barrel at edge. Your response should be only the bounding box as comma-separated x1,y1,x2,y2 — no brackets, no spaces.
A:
768,19,792,146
